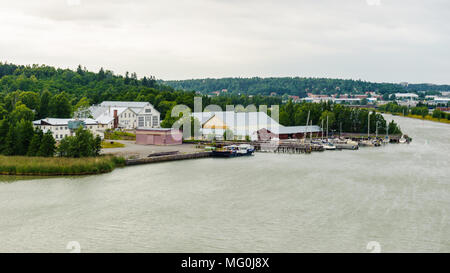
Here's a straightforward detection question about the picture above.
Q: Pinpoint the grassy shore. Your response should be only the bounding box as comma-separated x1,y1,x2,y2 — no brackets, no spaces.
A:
380,111,450,124
101,141,126,148
0,155,125,176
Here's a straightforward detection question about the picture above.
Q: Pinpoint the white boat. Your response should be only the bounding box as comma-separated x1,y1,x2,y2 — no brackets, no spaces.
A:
237,144,255,155
399,135,407,144
323,142,336,151
359,140,374,147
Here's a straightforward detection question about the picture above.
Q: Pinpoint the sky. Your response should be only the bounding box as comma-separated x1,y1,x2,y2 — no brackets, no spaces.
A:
0,0,449,84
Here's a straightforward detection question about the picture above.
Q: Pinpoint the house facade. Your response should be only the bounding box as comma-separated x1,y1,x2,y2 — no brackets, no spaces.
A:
32,118,105,141
83,101,161,130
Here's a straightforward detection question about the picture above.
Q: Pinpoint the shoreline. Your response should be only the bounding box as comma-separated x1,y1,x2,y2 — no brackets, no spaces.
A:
380,111,450,124
0,155,125,177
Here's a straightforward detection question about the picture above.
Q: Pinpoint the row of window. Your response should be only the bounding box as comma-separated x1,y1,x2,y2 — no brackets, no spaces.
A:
55,134,68,139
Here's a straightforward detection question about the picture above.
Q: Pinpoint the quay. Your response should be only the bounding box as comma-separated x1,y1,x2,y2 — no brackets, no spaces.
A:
125,151,211,166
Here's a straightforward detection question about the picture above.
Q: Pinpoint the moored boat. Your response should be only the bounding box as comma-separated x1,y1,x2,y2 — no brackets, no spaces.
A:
211,144,254,157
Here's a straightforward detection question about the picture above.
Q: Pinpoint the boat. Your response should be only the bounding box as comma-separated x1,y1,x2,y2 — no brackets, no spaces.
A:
322,142,337,150
332,139,359,150
212,145,237,157
399,135,407,144
236,144,255,155
359,140,374,147
211,144,254,157
383,136,390,144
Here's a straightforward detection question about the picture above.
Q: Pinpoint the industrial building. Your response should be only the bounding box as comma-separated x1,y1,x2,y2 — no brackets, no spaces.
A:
135,128,183,145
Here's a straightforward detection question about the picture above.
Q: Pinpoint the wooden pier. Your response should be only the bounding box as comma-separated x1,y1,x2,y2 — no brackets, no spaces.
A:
253,141,324,154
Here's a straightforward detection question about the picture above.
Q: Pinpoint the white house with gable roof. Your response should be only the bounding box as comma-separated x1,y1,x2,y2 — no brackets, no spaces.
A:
82,101,160,130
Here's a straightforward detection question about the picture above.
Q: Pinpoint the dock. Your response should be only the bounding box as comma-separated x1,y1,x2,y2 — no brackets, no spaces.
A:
125,152,211,166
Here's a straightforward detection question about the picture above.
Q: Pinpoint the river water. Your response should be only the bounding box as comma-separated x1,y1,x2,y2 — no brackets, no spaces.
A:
0,114,449,253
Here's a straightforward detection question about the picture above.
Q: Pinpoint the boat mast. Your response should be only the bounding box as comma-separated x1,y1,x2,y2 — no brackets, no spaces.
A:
367,112,370,138
321,119,324,140
326,115,329,139
386,120,389,138
376,121,378,138
310,120,313,142
305,110,310,140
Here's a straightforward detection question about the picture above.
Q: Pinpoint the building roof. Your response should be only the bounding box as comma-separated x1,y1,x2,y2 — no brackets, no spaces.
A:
99,101,150,108
272,125,322,134
33,118,99,126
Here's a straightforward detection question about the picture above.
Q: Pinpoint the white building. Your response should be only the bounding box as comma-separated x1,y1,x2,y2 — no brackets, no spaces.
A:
430,97,450,105
191,111,321,141
394,93,419,100
81,101,161,130
32,118,105,141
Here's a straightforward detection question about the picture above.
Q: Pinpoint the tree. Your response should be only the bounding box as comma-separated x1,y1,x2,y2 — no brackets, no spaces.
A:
94,135,102,156
0,105,7,120
74,97,91,113
49,92,72,118
18,91,40,111
98,67,106,80
9,103,35,123
38,90,51,119
38,131,56,157
15,119,35,155
0,120,9,153
58,127,100,158
319,111,336,130
27,128,43,156
223,128,234,140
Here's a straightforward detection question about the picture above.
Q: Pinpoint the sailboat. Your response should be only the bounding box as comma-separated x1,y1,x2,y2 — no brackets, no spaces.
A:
383,120,390,144
399,135,407,144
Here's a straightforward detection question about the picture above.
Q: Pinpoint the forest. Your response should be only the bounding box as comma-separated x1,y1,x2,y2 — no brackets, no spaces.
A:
162,77,450,97
0,62,280,122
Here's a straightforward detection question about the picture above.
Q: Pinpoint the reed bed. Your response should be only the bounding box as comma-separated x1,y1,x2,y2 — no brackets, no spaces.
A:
0,155,125,176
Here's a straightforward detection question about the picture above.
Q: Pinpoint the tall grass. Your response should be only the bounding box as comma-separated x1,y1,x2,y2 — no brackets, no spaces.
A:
0,155,125,176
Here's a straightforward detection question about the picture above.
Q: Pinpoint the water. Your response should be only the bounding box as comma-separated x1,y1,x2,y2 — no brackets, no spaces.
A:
0,115,449,253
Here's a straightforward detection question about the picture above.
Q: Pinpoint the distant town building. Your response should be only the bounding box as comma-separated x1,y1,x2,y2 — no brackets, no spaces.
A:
394,93,419,100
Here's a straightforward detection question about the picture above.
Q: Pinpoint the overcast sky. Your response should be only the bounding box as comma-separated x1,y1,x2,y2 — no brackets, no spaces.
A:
1,0,449,84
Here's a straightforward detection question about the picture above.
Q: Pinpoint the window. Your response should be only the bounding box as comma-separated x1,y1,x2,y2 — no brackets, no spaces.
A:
145,116,152,127
55,135,58,139
152,116,159,127
138,116,145,127
56,127,58,130
145,109,151,113
60,127,63,130
60,135,63,139
65,127,68,130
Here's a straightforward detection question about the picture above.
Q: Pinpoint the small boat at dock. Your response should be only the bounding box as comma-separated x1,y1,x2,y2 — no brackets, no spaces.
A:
211,144,255,157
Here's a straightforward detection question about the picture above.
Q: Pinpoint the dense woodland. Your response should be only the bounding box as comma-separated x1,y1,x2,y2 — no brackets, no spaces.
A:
162,77,450,97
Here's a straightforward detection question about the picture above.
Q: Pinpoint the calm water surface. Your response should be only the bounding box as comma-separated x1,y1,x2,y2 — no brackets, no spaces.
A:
0,115,449,252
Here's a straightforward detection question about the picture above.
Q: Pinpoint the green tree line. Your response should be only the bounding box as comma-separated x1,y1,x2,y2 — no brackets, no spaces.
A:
162,77,450,97
279,101,403,135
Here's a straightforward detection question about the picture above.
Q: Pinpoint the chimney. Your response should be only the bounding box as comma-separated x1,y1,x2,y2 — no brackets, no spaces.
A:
114,110,118,129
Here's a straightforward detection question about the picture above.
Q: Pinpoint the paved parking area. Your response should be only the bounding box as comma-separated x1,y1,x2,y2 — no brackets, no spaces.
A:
101,140,202,159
